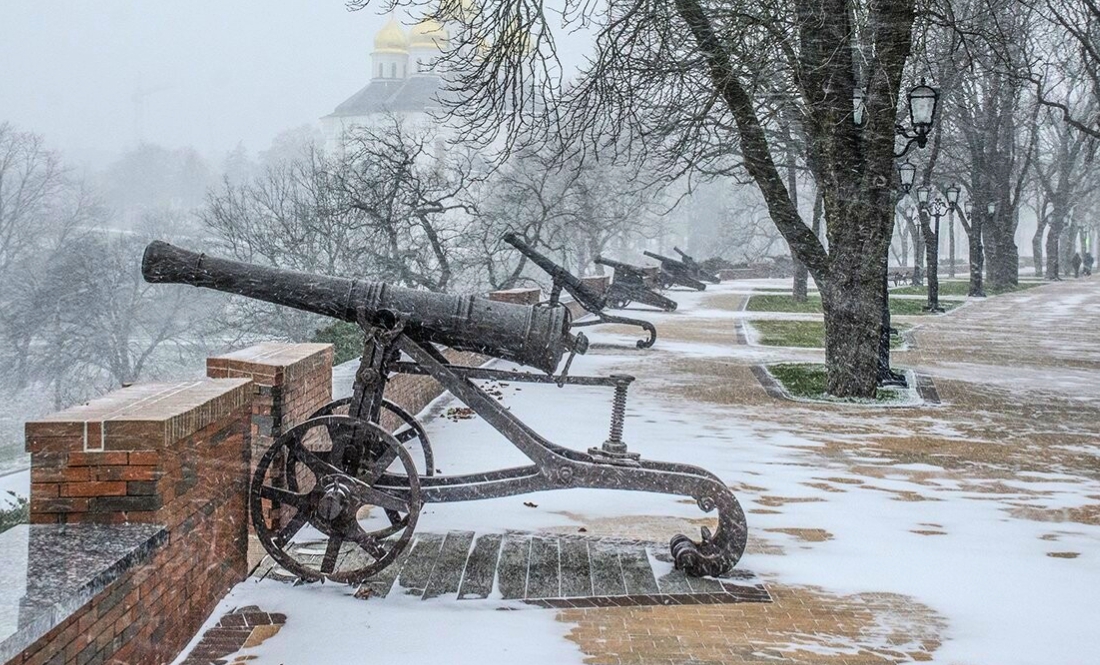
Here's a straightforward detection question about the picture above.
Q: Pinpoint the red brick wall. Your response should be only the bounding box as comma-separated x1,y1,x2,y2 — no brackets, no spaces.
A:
206,343,334,474
17,380,254,665
206,343,333,568
488,287,541,305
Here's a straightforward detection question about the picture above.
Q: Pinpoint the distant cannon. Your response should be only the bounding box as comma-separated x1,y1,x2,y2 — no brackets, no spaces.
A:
673,247,721,284
505,234,658,348
142,240,746,584
643,251,710,291
594,256,678,312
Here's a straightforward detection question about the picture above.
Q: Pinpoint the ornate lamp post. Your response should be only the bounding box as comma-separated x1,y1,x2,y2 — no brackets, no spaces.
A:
945,184,960,279
917,186,948,313
859,77,940,388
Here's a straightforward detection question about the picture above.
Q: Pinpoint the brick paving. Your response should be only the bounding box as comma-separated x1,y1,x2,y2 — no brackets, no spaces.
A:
559,278,1100,663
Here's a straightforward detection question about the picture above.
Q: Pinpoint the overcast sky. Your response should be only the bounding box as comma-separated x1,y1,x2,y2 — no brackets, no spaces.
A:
0,2,404,167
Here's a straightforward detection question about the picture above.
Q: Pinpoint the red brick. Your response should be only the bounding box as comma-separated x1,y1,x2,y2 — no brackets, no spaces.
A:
68,452,129,467
61,481,127,497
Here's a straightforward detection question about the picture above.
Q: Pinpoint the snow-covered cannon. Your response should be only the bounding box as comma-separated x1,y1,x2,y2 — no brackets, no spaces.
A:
644,250,712,290
503,233,658,348
673,247,722,284
141,241,747,585
594,256,679,312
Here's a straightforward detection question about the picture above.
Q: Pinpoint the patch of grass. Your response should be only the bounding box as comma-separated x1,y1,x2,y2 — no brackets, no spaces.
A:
312,321,364,365
751,320,908,349
892,280,1043,296
888,298,961,315
767,363,908,403
746,293,958,315
745,294,823,313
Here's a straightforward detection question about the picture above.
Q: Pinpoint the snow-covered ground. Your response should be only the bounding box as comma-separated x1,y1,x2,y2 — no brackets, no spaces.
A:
165,279,1100,663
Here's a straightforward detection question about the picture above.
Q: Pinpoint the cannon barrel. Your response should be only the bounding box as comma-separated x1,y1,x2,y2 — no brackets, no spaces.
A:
503,233,607,310
594,255,648,277
673,246,694,262
643,250,680,265
142,241,576,375
649,249,719,284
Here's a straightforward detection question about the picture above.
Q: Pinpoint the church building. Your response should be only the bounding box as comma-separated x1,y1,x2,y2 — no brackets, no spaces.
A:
321,16,455,153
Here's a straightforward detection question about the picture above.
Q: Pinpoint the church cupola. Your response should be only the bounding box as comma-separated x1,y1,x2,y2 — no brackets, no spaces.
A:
372,16,409,80
408,19,449,75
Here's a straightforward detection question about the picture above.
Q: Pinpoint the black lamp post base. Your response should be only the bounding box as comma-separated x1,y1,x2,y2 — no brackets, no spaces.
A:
878,369,908,388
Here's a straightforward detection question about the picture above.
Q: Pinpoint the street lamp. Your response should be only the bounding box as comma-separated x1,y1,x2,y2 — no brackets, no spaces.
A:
916,185,931,206
895,79,940,158
945,184,961,278
856,79,940,387
919,193,948,314
897,161,916,194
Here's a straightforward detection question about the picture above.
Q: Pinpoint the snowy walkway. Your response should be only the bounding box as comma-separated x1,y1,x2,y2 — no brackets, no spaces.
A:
177,278,1100,665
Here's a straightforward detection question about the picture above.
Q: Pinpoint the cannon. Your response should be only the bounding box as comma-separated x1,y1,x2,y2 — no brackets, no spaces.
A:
674,247,722,284
504,233,659,349
142,241,747,585
644,250,711,291
594,256,678,312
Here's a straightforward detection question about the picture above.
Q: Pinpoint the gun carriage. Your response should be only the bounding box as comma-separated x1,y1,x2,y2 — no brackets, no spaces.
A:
504,233,659,349
594,256,679,312
142,242,747,584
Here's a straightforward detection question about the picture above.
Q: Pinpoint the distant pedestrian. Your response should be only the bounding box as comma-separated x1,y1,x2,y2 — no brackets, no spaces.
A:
1071,252,1082,278
1084,252,1094,277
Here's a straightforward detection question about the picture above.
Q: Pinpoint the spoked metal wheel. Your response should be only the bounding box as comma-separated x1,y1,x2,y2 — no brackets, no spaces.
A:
250,415,422,584
310,397,434,477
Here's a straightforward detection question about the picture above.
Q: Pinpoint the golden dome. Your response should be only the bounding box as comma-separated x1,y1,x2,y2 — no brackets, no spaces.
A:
373,16,409,54
409,19,449,49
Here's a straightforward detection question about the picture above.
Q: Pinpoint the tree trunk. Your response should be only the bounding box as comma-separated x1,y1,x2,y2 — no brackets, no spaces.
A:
983,210,1019,290
1032,221,1046,275
968,229,986,296
1045,222,1062,280
788,155,807,302
911,218,924,284
821,269,884,398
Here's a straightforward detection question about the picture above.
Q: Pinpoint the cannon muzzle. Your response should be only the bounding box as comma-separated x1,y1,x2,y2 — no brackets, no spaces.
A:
142,241,577,374
503,233,607,310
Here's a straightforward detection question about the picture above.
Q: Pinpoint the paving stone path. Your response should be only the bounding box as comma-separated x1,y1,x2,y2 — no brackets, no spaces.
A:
255,531,770,608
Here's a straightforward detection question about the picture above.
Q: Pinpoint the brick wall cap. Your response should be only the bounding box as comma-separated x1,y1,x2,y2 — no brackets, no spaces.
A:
208,343,333,369
25,379,252,451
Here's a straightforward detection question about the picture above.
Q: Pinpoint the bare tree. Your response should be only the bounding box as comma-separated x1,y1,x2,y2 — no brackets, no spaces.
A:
353,0,928,397
202,117,478,339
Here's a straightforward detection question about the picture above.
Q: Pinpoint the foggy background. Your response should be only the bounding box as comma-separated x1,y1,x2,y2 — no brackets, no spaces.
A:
2,2,440,168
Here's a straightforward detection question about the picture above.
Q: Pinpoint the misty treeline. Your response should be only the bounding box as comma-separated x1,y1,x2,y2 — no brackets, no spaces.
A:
354,0,1100,396
3,114,741,454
